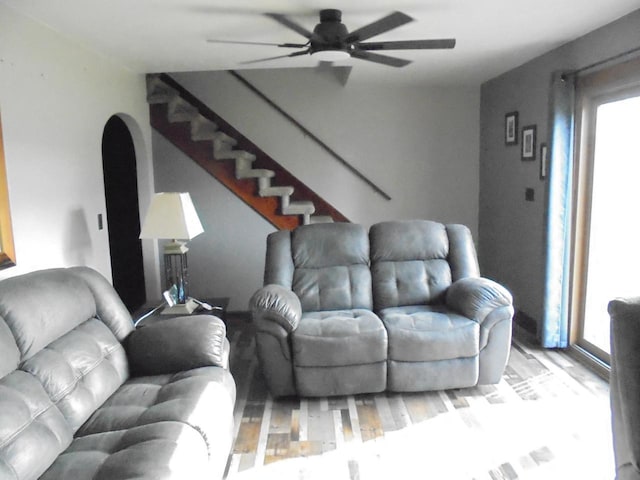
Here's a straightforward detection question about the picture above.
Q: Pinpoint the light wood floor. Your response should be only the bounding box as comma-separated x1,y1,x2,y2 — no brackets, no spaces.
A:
223,316,612,479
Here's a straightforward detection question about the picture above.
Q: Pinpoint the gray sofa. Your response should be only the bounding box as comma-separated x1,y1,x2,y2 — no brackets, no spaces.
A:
609,297,640,480
250,220,514,397
0,267,236,480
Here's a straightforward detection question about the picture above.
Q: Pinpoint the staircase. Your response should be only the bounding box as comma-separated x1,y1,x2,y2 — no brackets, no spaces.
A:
146,74,349,230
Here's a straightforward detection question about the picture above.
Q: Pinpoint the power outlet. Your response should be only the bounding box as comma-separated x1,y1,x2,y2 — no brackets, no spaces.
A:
525,188,535,202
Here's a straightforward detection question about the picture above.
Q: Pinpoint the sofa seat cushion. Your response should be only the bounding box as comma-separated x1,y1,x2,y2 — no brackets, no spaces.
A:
292,309,387,367
40,421,210,480
77,367,236,448
379,305,479,362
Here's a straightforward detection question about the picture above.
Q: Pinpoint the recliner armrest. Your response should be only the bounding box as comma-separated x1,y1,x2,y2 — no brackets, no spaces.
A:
249,284,301,333
446,277,513,324
125,315,228,376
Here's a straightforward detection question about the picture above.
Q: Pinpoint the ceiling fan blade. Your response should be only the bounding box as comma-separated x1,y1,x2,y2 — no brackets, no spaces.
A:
350,49,411,68
358,39,456,51
239,49,309,65
207,39,308,48
265,13,320,41
345,11,413,43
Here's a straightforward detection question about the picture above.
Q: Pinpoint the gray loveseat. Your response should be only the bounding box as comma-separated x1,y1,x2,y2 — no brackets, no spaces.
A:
0,267,236,480
250,220,514,397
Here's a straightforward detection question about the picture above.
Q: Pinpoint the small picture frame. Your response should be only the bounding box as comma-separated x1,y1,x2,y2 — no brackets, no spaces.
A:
521,125,536,161
505,111,518,145
540,143,548,180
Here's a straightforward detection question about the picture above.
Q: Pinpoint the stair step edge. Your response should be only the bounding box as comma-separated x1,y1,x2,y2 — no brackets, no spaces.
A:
234,152,257,166
308,215,334,224
214,149,247,160
190,116,219,140
259,186,295,198
283,201,315,215
212,132,238,145
147,92,177,104
258,176,272,190
236,169,275,180
146,77,178,104
167,99,199,122
214,148,253,161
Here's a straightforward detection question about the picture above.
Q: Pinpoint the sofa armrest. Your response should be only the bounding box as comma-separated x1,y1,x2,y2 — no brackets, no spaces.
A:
249,284,302,333
125,315,228,376
446,277,513,324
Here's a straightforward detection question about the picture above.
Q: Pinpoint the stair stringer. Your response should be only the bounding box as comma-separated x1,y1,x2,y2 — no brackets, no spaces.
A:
147,74,348,230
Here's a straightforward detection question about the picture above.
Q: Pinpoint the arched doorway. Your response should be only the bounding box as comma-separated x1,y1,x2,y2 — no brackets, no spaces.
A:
102,115,146,312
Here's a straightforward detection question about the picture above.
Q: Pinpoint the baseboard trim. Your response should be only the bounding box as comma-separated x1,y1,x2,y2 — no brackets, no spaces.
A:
514,310,538,336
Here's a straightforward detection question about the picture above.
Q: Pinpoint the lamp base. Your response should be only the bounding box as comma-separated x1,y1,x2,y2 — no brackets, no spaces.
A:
161,298,198,315
164,240,189,254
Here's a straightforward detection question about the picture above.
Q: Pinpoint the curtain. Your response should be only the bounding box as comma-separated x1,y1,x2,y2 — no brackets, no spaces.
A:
541,72,575,348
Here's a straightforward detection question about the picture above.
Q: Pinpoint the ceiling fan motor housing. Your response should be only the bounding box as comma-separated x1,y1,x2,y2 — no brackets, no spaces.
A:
311,9,350,54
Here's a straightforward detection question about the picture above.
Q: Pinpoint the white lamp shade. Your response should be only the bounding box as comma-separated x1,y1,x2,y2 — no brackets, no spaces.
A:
139,192,204,240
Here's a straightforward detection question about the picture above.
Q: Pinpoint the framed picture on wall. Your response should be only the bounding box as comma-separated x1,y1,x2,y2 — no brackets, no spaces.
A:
505,111,518,145
540,143,548,179
521,125,536,160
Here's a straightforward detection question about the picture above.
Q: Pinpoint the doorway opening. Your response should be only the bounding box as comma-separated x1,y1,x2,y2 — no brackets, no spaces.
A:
102,115,146,312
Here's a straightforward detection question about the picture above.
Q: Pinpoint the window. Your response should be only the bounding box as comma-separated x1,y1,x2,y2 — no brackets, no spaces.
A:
571,57,640,366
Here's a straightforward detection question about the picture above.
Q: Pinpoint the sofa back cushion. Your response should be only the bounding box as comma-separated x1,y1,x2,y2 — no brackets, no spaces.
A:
267,223,373,312
1,308,74,479
20,317,129,432
0,318,20,380
0,370,73,479
370,220,480,310
0,268,133,434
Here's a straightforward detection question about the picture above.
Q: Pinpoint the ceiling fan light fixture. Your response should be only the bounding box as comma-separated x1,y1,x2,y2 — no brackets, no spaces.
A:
310,49,350,61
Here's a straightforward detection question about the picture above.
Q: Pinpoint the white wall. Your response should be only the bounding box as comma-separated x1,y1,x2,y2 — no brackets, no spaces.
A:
174,70,480,232
154,69,480,310
0,4,158,297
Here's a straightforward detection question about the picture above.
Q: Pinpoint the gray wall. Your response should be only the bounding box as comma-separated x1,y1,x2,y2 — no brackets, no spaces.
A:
479,9,640,329
154,69,481,310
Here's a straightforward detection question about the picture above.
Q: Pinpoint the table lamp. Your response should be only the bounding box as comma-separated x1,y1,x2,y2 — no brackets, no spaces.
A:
139,192,204,313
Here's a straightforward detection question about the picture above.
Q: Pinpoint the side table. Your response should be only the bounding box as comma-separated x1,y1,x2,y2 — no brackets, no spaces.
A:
134,297,229,328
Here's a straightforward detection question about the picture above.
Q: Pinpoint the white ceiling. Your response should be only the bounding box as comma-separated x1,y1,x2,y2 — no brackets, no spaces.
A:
3,0,639,86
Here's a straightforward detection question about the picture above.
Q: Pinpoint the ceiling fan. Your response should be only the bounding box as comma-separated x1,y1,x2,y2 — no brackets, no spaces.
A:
208,9,456,68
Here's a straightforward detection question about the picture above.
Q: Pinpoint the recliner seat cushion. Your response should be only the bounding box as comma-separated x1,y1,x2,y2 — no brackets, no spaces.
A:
379,305,479,362
380,305,481,392
292,310,387,367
